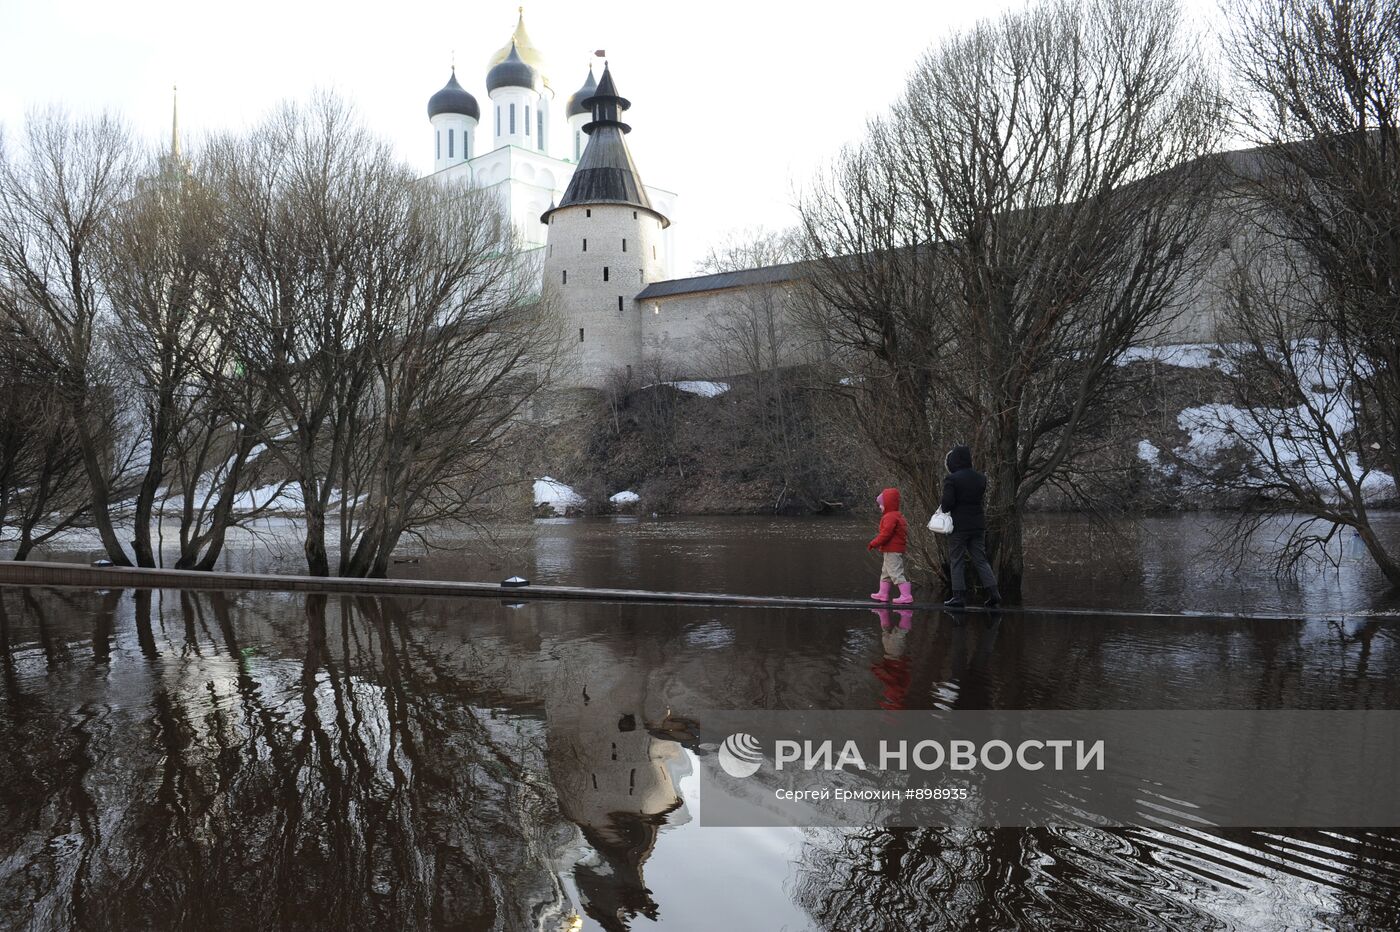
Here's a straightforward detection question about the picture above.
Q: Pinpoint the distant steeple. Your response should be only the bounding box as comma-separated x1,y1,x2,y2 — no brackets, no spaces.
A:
170,84,181,160
542,64,667,226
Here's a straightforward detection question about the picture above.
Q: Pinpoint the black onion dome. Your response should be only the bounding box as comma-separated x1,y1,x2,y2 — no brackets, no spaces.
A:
428,70,480,120
566,68,598,118
486,42,540,93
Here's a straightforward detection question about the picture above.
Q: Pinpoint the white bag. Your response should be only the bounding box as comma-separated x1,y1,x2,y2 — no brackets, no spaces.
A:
927,509,953,535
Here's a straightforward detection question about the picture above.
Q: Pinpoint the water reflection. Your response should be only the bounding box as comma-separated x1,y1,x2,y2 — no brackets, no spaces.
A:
0,587,1397,930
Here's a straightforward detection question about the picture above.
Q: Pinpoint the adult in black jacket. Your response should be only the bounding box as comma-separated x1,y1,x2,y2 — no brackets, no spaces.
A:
940,445,1002,608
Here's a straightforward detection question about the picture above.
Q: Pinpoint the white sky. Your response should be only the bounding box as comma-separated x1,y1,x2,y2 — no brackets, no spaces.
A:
0,0,1224,275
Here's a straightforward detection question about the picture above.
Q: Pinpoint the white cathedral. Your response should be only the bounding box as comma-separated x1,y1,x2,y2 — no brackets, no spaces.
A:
423,10,800,389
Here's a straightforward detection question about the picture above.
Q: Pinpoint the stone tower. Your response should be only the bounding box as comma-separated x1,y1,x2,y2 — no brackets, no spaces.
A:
541,64,669,389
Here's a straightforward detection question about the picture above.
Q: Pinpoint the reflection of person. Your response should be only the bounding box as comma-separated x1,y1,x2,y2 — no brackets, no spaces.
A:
868,487,913,604
870,609,913,709
940,446,1002,608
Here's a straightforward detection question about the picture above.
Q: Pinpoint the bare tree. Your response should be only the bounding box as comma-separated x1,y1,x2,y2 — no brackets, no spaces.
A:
696,227,835,511
0,109,141,564
0,315,88,558
797,0,1222,595
1196,0,1400,583
209,94,557,577
98,143,281,569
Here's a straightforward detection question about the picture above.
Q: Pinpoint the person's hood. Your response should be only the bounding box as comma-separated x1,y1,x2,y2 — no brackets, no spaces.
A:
877,487,900,513
946,445,974,473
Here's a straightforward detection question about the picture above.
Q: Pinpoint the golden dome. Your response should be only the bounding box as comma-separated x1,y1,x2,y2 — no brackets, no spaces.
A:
489,8,550,88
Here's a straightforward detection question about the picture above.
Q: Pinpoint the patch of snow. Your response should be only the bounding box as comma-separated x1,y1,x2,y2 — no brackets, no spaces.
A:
231,483,304,513
609,490,640,505
1174,403,1394,504
1118,344,1232,371
666,380,730,398
534,477,584,515
1137,440,1160,465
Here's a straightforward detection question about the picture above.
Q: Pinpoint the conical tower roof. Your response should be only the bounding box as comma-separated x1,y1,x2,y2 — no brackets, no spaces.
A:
543,64,668,227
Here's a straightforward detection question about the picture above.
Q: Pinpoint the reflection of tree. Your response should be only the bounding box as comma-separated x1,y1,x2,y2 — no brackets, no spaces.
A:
2,588,1398,930
0,589,582,930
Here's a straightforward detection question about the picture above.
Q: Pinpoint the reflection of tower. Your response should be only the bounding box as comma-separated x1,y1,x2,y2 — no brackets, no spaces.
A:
545,660,683,930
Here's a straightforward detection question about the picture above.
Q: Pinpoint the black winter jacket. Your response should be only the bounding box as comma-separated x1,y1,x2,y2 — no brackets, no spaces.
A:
939,445,987,532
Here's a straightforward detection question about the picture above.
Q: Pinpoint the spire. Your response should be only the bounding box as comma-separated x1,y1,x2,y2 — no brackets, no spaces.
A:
170,84,181,160
582,62,631,135
542,64,668,227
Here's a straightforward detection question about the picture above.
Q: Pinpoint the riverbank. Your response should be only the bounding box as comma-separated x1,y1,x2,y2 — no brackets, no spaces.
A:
526,354,1397,518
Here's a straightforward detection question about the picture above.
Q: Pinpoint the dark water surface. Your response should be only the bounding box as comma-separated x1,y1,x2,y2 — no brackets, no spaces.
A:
11,512,1400,616
1,586,1398,930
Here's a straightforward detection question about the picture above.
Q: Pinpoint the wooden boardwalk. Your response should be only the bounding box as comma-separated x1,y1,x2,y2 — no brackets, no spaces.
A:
0,560,1390,622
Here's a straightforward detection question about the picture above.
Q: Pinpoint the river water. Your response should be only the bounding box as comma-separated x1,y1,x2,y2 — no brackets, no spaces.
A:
1,514,1399,929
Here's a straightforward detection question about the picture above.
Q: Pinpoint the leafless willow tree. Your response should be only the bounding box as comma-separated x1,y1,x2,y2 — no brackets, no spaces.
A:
99,146,283,569
0,314,88,558
208,95,559,577
0,110,142,564
1201,0,1400,584
797,0,1223,595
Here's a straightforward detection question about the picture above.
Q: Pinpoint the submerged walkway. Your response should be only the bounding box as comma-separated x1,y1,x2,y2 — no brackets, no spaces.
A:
0,560,1392,622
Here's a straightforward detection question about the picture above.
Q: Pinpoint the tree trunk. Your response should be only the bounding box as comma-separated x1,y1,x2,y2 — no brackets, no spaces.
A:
74,417,132,566
1357,521,1400,587
303,494,330,577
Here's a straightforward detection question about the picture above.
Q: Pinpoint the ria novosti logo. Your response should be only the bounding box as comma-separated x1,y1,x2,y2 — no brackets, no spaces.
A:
718,732,764,778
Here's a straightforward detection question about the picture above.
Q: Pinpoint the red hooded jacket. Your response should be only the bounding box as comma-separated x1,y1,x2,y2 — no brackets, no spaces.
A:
868,487,908,553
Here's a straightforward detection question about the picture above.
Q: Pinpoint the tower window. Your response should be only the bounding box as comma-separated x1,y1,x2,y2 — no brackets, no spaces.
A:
525,105,530,135
586,209,591,218
652,245,657,259
618,296,624,311
562,270,568,284
538,111,544,148
582,238,587,252
496,107,501,135
603,267,609,282
436,131,440,160
579,328,585,343
622,238,627,252
510,103,516,134
448,128,454,158
633,211,638,219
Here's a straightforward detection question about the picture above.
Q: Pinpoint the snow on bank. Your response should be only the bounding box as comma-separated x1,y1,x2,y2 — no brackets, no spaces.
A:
1117,343,1232,371
1173,402,1396,503
609,490,640,505
666,380,730,398
535,477,585,515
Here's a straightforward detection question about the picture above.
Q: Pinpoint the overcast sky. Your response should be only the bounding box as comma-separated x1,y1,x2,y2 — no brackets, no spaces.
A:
0,0,1223,275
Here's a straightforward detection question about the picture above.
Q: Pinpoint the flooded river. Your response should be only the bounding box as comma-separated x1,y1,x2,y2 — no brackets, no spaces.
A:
2,513,1400,929
1,583,1398,930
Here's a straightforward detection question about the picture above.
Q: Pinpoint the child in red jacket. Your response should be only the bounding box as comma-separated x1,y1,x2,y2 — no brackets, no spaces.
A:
868,487,913,604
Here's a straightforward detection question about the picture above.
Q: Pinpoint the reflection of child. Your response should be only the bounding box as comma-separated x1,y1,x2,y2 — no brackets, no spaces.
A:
868,487,913,604
871,608,914,710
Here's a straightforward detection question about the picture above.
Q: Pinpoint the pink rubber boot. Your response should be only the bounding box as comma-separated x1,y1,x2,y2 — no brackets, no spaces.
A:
893,582,914,605
871,579,893,601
